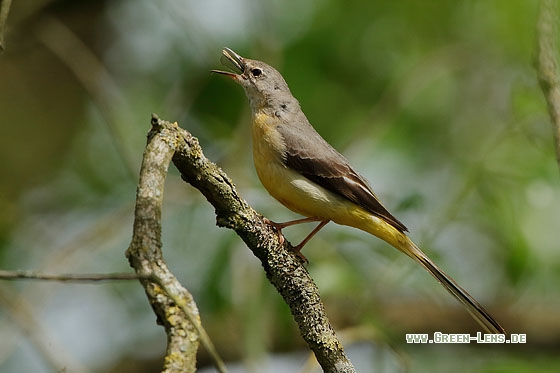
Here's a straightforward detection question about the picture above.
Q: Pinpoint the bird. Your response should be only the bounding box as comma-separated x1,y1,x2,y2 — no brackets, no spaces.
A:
212,47,506,335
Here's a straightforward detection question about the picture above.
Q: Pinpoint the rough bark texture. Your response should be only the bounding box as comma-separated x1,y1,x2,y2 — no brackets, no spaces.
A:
127,116,201,372
130,114,355,372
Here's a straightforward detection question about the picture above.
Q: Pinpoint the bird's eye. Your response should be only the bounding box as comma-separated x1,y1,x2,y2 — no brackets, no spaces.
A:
251,68,263,77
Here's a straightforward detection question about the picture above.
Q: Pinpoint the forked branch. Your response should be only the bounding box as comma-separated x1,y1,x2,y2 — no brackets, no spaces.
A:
132,114,355,373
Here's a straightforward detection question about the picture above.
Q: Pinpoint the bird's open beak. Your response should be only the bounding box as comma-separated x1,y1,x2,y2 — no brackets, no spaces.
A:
211,48,245,78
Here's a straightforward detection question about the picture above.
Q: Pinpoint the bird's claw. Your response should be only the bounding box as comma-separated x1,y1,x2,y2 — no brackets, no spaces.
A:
263,217,285,246
263,217,308,264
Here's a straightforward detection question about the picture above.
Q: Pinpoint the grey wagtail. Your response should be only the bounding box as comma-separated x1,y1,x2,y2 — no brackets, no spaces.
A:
212,48,506,335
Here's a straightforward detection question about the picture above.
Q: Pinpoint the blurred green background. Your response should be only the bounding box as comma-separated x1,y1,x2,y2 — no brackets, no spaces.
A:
1,0,559,372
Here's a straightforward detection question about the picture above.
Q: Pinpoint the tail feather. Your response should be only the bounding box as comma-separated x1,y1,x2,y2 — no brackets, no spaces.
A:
404,239,506,335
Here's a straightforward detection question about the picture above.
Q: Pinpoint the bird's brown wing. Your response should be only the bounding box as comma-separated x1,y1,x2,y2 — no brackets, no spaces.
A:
278,123,408,232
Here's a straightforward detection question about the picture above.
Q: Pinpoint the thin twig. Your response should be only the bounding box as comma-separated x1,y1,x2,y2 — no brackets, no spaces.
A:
0,205,136,369
0,0,12,52
536,0,560,168
0,270,145,282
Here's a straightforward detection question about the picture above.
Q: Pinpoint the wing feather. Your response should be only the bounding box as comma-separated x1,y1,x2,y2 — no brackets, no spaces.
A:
277,122,408,232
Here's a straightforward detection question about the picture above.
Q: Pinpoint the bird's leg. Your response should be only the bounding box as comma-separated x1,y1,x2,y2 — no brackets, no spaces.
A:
264,216,324,230
263,217,328,261
293,219,330,252
263,216,323,245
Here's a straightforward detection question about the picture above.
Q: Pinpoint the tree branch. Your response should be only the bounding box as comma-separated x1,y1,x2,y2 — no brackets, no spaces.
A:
0,270,144,282
126,115,226,373
165,115,355,372
536,0,560,168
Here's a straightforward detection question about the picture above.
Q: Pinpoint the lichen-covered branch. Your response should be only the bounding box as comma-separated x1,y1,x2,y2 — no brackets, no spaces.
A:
536,0,560,168
127,115,225,373
167,116,355,372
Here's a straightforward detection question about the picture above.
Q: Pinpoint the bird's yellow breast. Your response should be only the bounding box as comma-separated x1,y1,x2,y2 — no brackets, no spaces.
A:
251,113,294,207
250,112,405,248
251,112,347,218
252,113,285,167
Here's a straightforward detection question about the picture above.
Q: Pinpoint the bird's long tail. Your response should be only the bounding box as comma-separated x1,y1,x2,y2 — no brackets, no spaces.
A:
399,237,506,335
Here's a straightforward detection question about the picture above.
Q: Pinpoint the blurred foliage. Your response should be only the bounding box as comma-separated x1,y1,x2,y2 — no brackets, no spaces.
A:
0,0,559,372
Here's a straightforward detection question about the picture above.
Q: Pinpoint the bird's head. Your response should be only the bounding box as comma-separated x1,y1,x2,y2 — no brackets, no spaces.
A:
212,48,292,112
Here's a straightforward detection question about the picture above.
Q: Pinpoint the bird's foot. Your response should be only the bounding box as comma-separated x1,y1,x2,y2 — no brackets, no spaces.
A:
263,217,286,246
263,217,329,265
